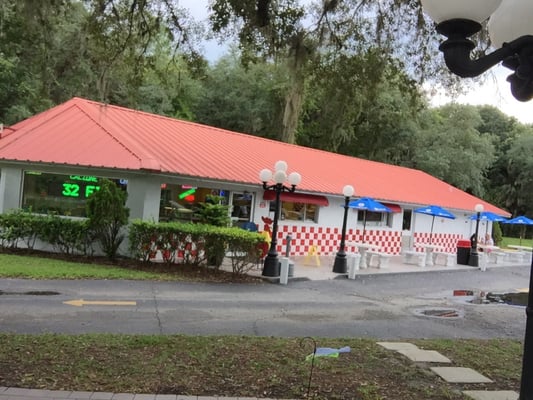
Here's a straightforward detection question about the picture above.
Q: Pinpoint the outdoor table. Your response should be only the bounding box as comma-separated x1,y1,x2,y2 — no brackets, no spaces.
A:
346,242,381,269
418,244,442,267
478,244,500,252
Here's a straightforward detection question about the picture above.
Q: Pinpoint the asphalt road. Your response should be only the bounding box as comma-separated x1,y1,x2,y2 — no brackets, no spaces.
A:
0,266,530,339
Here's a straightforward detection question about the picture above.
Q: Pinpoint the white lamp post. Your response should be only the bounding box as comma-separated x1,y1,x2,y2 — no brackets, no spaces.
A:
333,185,355,273
259,161,301,277
421,2,533,397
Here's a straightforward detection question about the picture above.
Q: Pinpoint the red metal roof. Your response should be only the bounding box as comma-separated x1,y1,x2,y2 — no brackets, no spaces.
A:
0,97,509,215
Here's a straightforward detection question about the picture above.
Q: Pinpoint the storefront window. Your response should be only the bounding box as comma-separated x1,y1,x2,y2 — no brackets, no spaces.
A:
22,171,127,217
160,184,235,222
230,192,253,227
357,210,392,227
280,202,319,223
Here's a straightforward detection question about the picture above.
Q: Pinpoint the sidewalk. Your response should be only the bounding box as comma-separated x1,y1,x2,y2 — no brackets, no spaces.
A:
244,252,522,282
0,387,296,400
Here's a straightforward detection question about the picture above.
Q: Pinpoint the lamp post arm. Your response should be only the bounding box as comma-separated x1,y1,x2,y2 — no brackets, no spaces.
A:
435,19,529,78
440,39,516,78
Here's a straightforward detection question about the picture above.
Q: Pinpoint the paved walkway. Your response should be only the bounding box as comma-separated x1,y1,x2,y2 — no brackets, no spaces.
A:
0,387,294,400
244,250,528,282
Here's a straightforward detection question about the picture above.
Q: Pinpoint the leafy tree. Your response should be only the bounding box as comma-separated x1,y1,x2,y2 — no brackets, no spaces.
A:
86,179,130,260
500,133,533,218
300,51,424,163
192,52,284,138
208,0,453,143
412,104,495,196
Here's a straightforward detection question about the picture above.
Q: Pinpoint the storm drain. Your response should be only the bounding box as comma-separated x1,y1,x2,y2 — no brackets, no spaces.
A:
413,307,464,319
0,290,60,296
486,292,528,306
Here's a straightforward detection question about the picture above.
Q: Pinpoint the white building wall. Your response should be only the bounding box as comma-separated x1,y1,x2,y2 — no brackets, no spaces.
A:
0,167,22,213
0,162,498,257
125,176,163,221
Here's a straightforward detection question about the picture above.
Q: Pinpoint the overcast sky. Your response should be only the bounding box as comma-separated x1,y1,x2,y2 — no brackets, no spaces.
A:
179,0,533,124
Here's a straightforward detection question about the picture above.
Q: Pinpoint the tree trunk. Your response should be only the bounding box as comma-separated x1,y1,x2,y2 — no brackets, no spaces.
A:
279,32,312,144
280,76,304,144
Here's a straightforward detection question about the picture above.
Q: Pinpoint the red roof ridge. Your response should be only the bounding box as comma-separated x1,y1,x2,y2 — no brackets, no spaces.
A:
66,98,421,176
73,98,156,169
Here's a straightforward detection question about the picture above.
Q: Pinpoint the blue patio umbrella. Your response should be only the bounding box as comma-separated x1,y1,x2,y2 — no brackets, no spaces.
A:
348,197,392,243
414,205,456,244
502,216,533,244
469,211,508,222
469,211,508,237
503,216,533,225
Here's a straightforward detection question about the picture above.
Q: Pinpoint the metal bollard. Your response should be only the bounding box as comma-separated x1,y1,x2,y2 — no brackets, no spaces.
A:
280,257,289,285
348,253,361,280
285,234,292,257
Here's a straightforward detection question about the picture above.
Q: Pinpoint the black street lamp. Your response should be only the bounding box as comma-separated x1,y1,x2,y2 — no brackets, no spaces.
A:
421,1,533,398
259,161,301,277
469,203,484,267
333,185,355,273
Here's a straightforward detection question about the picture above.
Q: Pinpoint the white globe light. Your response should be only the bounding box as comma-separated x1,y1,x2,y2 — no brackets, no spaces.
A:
342,185,355,197
475,203,484,213
488,0,533,48
421,0,502,23
274,160,288,173
259,168,272,182
273,170,287,184
288,172,302,186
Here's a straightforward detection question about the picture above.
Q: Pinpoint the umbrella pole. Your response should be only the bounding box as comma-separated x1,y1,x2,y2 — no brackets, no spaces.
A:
362,210,367,243
429,216,435,244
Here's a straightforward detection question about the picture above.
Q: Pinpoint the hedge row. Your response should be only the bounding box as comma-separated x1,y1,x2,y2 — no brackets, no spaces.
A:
128,220,266,274
0,211,268,274
0,210,92,255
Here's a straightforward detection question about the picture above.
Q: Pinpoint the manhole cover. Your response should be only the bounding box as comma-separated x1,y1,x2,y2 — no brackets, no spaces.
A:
413,307,463,319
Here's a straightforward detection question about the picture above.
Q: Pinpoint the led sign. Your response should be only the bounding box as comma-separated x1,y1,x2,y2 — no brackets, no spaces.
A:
62,183,100,198
179,188,196,199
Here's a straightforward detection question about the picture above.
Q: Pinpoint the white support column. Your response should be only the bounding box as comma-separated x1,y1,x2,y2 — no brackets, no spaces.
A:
125,176,162,221
0,167,23,213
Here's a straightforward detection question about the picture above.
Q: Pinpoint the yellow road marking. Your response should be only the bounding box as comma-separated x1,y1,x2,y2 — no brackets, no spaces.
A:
63,299,137,307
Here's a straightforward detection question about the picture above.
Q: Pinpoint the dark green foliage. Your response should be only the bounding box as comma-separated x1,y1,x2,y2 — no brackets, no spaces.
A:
194,195,232,266
86,179,129,260
492,222,503,246
194,195,231,227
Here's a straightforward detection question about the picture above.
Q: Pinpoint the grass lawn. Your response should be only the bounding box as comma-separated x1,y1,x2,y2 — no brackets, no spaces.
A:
501,236,533,248
0,251,261,283
0,246,527,399
0,334,523,399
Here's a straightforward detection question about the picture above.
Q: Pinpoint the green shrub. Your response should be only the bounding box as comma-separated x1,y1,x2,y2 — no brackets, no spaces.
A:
86,179,129,260
493,222,503,246
0,210,40,249
37,215,90,255
128,220,266,274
